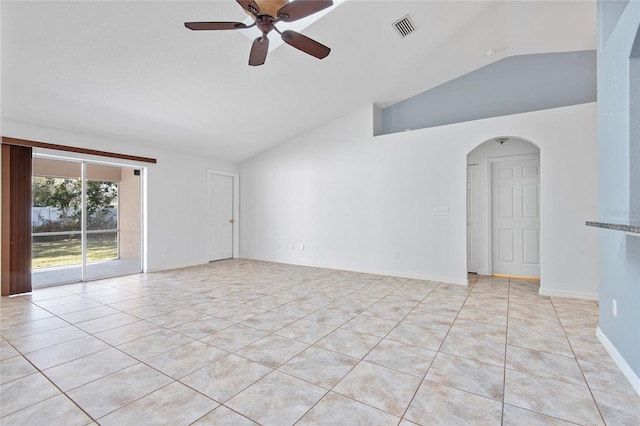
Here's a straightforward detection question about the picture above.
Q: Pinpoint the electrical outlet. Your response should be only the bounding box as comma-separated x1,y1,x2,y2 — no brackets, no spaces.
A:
612,299,617,317
300,244,304,250
394,250,400,259
434,207,449,216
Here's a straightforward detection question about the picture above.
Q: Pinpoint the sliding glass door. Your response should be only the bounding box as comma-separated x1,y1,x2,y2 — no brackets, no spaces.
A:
31,156,143,287
85,163,142,280
31,158,83,286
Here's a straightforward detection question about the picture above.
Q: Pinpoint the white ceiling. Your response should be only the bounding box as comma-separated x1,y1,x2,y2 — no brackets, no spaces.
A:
1,1,596,162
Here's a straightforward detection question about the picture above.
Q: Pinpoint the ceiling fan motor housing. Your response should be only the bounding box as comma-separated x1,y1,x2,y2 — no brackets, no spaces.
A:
248,0,289,19
257,16,275,34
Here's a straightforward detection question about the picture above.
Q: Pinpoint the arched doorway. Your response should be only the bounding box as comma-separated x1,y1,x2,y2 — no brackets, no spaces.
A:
467,137,541,278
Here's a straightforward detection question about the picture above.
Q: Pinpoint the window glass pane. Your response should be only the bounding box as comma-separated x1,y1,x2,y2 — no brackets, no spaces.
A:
85,165,141,280
32,176,82,232
31,158,82,287
32,234,81,268
86,163,119,232
86,232,118,262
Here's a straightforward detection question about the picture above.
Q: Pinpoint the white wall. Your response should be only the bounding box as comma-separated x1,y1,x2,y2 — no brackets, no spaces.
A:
119,166,141,261
2,119,239,273
240,102,599,298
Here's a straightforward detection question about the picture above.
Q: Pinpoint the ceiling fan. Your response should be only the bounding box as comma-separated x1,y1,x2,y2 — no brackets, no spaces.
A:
185,0,333,66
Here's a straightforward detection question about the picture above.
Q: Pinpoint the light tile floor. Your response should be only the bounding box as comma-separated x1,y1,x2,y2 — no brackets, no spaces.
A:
1,259,638,425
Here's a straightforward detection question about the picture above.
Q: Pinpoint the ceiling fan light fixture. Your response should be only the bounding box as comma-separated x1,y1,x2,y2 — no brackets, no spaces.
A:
251,0,288,19
185,0,336,65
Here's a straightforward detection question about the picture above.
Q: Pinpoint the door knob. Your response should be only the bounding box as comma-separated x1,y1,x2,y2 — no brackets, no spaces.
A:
229,219,235,223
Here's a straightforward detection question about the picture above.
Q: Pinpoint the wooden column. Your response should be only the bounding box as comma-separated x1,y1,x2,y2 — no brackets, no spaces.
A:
2,144,33,295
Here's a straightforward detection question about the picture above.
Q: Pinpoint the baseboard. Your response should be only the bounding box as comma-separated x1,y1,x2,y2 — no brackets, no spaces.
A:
373,271,469,287
538,287,599,301
596,327,640,397
364,267,469,286
243,256,470,286
146,259,207,273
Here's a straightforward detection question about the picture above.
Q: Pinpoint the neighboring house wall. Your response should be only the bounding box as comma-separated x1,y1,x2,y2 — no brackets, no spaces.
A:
2,118,240,273
596,0,640,392
240,102,598,298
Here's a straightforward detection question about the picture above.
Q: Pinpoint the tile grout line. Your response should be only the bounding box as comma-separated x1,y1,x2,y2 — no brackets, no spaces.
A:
8,296,213,424
176,272,397,425
6,290,233,424
0,330,98,423
549,296,608,425
397,276,478,423
287,278,420,424
322,282,433,423
501,276,512,426
284,278,440,425
221,272,399,425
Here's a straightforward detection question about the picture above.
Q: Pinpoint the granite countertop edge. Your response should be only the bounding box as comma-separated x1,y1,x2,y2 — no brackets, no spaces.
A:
586,220,640,234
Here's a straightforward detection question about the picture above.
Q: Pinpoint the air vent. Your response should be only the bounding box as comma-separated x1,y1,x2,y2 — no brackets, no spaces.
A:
393,15,416,38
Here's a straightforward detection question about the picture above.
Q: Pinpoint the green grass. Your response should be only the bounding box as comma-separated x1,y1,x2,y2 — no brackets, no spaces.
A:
32,237,117,269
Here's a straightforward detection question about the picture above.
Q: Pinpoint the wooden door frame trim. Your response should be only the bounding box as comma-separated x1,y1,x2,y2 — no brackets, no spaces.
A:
1,137,157,164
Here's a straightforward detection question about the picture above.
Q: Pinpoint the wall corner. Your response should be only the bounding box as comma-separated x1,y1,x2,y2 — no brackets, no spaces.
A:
372,104,382,137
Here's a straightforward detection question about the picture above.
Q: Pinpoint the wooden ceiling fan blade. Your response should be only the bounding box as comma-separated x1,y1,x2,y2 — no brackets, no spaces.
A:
249,36,269,66
277,0,333,22
185,22,249,30
237,0,260,15
281,30,330,59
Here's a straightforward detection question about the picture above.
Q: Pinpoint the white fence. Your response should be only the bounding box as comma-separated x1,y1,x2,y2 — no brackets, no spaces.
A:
32,207,116,226
32,207,67,226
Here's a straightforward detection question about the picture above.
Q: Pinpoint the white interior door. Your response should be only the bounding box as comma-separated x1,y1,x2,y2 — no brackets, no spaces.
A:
209,173,233,261
467,165,479,273
492,156,540,277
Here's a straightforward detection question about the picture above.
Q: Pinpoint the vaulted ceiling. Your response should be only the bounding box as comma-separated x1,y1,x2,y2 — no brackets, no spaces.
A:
1,1,596,162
